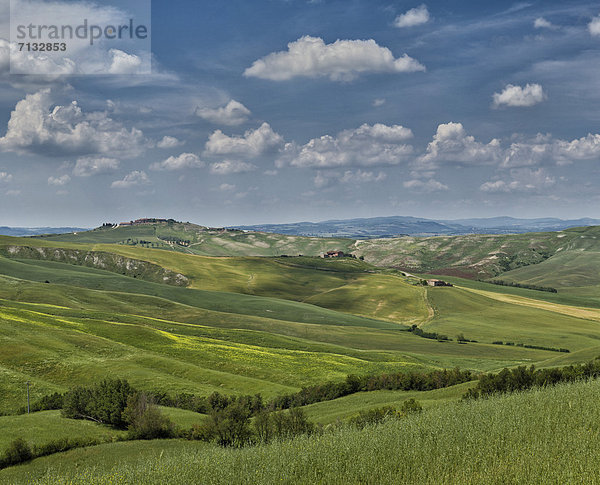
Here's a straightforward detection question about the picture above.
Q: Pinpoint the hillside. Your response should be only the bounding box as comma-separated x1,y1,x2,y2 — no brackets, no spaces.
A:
1,231,599,414
232,215,600,237
3,380,600,484
33,223,600,290
34,221,355,257
1,223,600,482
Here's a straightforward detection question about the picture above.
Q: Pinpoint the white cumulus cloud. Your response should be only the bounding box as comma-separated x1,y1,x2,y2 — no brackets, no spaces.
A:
210,160,257,175
205,123,284,158
196,100,251,126
244,36,425,82
534,17,555,29
108,49,144,75
157,136,185,149
416,122,501,170
48,174,71,186
394,5,430,28
480,168,555,193
403,178,448,192
73,157,120,177
280,123,414,169
502,133,600,168
111,171,150,189
589,15,600,36
0,89,146,157
150,153,205,171
0,172,13,183
492,83,546,108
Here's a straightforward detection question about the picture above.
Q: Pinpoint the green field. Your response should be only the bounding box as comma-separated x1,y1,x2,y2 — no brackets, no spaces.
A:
1,224,600,482
3,379,600,484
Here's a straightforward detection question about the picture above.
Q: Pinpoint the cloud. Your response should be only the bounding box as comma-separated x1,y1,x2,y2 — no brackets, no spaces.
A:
1,38,76,77
555,133,600,163
157,136,185,149
394,5,430,28
492,83,546,107
533,17,555,29
372,98,386,107
0,89,146,157
281,123,414,169
314,169,387,188
340,170,386,184
205,122,284,157
48,174,71,186
196,100,251,126
8,0,151,75
416,122,501,170
107,49,144,75
480,168,555,193
5,190,21,196
244,36,425,82
73,157,120,177
111,171,150,189
502,133,600,168
589,15,600,36
403,178,449,192
0,172,13,183
150,153,205,171
210,160,257,175
219,183,236,191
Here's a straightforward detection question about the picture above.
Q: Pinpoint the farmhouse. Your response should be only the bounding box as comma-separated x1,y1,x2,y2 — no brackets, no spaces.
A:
324,250,346,258
427,279,453,287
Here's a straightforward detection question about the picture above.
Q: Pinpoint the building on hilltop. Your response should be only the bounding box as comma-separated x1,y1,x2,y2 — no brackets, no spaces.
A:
426,279,453,287
324,250,346,258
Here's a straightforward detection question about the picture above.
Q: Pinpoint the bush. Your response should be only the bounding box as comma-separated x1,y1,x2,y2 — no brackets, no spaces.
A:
199,401,253,447
1,438,33,468
464,358,600,399
19,392,64,414
34,437,100,458
123,392,175,440
349,406,401,429
62,379,135,428
400,398,423,415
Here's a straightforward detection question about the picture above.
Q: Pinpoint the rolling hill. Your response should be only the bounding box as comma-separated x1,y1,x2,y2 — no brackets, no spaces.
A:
232,215,600,237
1,221,600,482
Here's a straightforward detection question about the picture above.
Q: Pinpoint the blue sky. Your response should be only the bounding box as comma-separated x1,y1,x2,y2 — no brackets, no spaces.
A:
0,0,599,226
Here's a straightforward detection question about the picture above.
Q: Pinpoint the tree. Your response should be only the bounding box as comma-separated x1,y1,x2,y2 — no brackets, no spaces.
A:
123,392,174,439
2,438,33,467
62,379,134,428
400,398,422,415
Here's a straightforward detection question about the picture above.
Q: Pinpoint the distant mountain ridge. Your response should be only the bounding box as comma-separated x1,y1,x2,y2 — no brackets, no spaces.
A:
0,227,89,237
231,216,600,238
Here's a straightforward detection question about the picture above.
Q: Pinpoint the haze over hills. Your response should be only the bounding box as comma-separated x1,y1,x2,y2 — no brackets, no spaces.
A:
2,216,599,239
0,227,90,237
19,218,600,286
231,216,600,238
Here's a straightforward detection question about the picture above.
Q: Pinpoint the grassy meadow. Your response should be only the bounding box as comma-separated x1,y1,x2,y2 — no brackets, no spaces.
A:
2,379,600,484
1,223,600,482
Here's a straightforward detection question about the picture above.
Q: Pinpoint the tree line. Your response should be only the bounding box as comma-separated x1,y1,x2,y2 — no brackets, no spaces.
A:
485,279,558,293
463,358,600,399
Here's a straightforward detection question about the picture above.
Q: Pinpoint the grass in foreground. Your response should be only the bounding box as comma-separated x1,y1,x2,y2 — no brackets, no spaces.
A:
3,379,600,484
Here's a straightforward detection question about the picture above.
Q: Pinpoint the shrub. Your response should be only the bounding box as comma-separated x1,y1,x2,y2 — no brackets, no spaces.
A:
123,392,175,440
34,437,100,458
349,406,401,429
1,438,33,468
62,379,135,428
400,398,423,415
